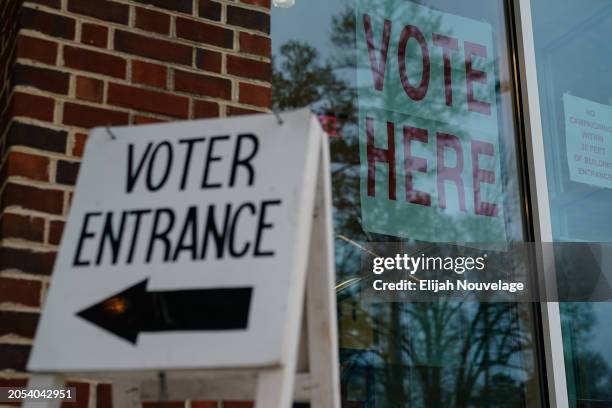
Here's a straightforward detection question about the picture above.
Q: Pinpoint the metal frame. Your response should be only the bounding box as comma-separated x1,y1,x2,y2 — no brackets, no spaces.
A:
512,0,569,406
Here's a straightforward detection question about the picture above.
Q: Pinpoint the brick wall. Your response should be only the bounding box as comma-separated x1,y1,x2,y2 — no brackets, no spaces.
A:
0,0,272,406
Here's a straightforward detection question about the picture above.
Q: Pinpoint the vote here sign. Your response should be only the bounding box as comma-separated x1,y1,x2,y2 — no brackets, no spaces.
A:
356,0,507,242
28,109,324,372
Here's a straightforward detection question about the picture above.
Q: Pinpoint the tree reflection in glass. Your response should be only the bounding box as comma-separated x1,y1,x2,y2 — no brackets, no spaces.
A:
272,0,543,406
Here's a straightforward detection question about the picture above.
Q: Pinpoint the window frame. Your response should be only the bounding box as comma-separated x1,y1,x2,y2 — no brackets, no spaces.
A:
512,0,571,406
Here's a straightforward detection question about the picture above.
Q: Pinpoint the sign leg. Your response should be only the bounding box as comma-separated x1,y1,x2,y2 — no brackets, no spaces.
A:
255,366,296,408
24,374,64,408
112,379,141,408
255,120,329,408
305,140,341,408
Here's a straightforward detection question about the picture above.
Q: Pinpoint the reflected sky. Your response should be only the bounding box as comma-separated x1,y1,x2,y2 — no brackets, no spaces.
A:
271,0,345,60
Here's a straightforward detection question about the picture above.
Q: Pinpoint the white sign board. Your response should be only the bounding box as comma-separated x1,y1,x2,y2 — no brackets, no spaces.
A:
356,0,507,242
564,94,612,188
28,109,329,373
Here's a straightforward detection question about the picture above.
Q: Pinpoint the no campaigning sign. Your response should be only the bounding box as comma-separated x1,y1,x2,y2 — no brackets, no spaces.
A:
28,109,324,372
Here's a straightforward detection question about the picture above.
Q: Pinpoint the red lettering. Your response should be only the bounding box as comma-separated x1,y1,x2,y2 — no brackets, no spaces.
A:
436,132,466,212
471,140,498,217
367,117,396,200
403,125,431,206
398,25,430,101
432,33,459,107
464,41,491,115
363,14,391,92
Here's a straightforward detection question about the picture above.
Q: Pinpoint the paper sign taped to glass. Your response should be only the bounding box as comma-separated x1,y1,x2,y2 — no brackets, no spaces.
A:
356,0,507,242
564,94,612,189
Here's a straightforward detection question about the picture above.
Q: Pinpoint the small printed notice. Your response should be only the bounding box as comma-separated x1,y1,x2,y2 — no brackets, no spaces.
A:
564,94,612,188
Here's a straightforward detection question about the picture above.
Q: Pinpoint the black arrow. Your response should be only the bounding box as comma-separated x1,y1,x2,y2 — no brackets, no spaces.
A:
76,279,252,344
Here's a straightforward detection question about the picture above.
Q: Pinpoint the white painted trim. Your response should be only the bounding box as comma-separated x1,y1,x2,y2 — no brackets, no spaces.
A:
512,0,569,406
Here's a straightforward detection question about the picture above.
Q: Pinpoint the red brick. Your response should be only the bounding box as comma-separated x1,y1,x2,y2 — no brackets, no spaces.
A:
64,102,129,128
132,60,167,89
0,311,40,338
28,0,62,8
174,70,231,99
49,220,65,245
81,23,108,48
142,403,184,408
227,55,271,82
196,49,222,73
96,384,112,408
239,32,271,57
0,246,56,276
115,30,192,65
0,213,45,242
240,0,270,7
133,115,168,125
198,0,221,21
0,344,31,371
56,160,80,185
0,379,28,388
64,381,90,408
227,6,269,33
64,46,126,78
239,82,271,108
135,7,170,35
12,92,55,122
12,63,70,94
223,402,253,408
67,0,129,24
76,76,104,103
108,83,189,118
16,35,58,65
191,403,217,408
2,183,64,214
73,133,88,157
227,106,260,116
176,18,233,49
5,151,50,181
20,7,76,39
0,277,42,307
193,100,219,119
132,0,192,14
6,122,67,154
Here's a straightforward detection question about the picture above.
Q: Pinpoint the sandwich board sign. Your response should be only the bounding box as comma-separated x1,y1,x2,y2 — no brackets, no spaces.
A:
26,109,340,408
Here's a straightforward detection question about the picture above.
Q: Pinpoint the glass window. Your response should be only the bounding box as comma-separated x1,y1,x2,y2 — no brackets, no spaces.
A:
532,1,612,405
273,0,544,405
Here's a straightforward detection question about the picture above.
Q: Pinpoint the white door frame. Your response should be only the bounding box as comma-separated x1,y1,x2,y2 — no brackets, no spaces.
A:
512,0,570,406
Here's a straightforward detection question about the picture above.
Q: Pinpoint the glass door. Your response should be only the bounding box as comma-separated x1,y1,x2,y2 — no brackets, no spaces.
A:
530,1,612,406
272,0,546,405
